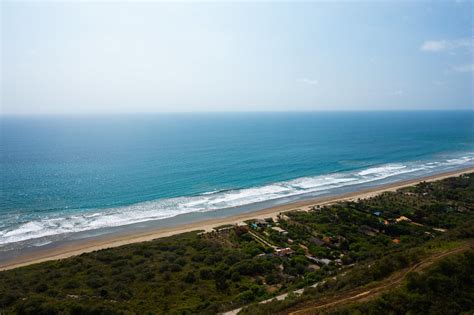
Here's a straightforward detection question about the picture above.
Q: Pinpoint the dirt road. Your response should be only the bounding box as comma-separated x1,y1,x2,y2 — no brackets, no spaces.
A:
288,242,473,315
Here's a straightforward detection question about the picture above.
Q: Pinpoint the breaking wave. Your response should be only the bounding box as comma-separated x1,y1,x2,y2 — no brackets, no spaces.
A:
1,154,473,246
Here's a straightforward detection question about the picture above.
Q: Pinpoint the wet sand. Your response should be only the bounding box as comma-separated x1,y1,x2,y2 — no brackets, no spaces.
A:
1,167,472,271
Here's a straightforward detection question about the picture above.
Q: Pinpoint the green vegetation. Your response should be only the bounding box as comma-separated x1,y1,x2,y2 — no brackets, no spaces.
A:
326,250,474,315
0,173,473,314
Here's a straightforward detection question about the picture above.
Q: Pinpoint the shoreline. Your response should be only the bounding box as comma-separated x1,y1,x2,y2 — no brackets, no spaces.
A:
1,167,473,271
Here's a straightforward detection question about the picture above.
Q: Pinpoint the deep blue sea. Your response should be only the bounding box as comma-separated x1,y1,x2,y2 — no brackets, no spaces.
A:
1,111,473,251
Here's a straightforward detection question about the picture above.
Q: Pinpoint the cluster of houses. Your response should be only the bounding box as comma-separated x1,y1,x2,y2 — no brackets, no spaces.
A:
210,207,447,270
199,187,466,293
373,210,425,227
248,218,290,237
243,217,345,266
246,218,297,257
370,210,449,241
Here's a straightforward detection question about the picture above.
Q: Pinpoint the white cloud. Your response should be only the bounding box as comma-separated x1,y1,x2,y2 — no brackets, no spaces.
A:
420,38,472,52
453,63,474,72
421,41,446,52
297,78,319,85
392,90,404,96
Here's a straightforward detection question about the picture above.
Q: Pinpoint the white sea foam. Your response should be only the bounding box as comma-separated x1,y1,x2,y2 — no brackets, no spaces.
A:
1,154,473,246
358,164,407,176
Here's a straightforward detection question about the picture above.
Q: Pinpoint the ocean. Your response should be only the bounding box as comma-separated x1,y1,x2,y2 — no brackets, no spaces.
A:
1,111,473,253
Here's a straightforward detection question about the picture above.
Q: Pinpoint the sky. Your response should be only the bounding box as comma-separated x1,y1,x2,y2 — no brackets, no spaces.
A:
1,1,473,114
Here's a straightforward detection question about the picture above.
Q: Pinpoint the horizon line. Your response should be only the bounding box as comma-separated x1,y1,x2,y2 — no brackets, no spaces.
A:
1,108,473,116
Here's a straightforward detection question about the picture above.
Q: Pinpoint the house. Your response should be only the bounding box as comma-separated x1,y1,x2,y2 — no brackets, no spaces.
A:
272,226,288,235
250,219,269,229
373,211,382,216
254,218,269,227
275,247,294,256
213,225,235,232
318,258,331,265
306,255,331,265
395,216,412,223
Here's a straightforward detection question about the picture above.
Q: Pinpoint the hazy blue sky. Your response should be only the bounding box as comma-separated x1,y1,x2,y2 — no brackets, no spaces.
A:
1,1,473,114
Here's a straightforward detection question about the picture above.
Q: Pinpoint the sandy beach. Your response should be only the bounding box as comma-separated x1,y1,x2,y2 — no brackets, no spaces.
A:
1,167,473,271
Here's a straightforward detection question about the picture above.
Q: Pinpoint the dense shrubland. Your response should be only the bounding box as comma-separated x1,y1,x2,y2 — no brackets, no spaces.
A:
324,250,474,315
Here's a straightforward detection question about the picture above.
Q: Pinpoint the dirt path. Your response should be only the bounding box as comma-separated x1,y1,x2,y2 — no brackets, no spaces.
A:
288,242,473,315
248,231,277,249
221,278,326,315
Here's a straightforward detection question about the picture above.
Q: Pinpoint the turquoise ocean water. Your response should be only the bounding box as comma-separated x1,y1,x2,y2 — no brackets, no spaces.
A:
1,111,473,251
